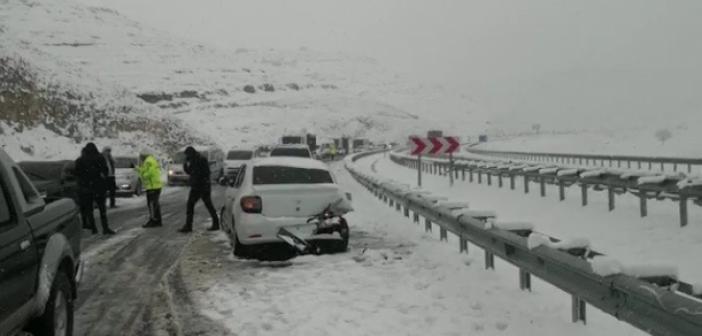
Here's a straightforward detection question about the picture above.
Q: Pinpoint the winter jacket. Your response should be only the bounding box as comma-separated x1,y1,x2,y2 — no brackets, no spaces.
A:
75,154,108,195
104,153,115,177
137,155,163,191
184,154,211,189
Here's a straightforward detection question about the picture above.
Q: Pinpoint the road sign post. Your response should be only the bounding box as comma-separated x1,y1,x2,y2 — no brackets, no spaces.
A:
449,152,454,187
409,136,460,188
417,154,423,187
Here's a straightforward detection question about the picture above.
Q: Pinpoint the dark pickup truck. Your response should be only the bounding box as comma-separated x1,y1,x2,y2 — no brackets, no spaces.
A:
0,149,82,336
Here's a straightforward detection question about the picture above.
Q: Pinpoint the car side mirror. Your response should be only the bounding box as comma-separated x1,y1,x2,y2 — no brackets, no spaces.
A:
345,192,352,201
38,190,48,200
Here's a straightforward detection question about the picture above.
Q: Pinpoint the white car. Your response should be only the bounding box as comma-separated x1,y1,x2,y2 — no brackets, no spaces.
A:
113,156,142,196
224,148,254,179
269,144,312,158
221,157,352,260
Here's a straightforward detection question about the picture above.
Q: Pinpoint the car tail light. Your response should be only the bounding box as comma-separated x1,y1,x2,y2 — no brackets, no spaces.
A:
241,196,262,214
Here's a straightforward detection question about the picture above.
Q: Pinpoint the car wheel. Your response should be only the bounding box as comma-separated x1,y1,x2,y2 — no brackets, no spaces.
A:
27,271,74,336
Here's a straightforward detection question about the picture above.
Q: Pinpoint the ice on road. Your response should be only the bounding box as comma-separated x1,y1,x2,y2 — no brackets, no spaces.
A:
174,162,642,336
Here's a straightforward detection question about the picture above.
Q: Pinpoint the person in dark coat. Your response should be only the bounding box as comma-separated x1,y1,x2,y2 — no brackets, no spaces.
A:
102,146,117,208
178,146,219,233
75,143,115,235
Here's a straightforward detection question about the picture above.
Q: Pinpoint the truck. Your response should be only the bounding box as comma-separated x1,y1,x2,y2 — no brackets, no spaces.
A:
0,148,83,336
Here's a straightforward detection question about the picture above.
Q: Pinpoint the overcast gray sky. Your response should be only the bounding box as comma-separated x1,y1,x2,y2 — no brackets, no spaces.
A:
80,0,702,130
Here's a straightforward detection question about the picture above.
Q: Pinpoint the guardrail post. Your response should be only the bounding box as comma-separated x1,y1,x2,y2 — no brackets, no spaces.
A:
396,202,402,212
559,182,565,201
680,193,689,227
660,162,665,172
478,171,483,184
459,237,468,254
673,163,678,172
440,227,448,241
519,269,532,291
540,178,546,197
581,184,588,206
462,168,466,181
413,212,420,224
425,218,432,232
469,169,474,183
403,206,410,218
572,296,587,324
648,162,652,170
498,174,503,188
627,161,631,169
608,187,615,211
688,163,692,174
487,173,492,186
639,192,648,217
485,251,495,270
524,176,530,194
510,175,516,190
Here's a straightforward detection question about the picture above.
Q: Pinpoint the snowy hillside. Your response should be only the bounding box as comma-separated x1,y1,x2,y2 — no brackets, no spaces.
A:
0,0,485,160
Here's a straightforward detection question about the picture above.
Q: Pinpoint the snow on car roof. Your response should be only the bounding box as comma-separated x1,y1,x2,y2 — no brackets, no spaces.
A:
253,157,329,170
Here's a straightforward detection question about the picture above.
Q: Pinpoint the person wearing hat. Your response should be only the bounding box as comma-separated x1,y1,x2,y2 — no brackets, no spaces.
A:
75,142,115,235
102,146,117,208
178,146,219,233
137,151,163,228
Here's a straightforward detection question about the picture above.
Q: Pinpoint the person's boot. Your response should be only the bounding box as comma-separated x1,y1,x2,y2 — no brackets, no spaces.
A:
103,227,116,235
178,225,192,233
207,218,220,231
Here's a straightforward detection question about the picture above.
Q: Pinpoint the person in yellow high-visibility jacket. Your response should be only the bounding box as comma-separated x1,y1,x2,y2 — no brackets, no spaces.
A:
137,152,163,228
330,143,337,160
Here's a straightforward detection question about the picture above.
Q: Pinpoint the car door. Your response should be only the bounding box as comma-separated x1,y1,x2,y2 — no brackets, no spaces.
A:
228,164,248,226
0,171,39,324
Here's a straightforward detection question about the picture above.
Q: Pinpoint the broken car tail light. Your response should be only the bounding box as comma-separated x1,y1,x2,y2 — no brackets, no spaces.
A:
240,196,262,214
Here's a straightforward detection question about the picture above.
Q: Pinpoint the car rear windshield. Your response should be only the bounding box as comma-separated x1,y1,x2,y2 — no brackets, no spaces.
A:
269,148,310,158
227,151,253,160
253,166,333,185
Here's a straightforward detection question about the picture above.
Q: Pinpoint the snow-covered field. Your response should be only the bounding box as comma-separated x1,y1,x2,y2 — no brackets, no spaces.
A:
173,162,644,336
472,127,702,159
356,153,702,284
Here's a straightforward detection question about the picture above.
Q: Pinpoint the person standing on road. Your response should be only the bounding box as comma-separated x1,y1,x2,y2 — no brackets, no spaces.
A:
178,146,219,233
75,142,115,235
137,151,163,228
102,146,117,208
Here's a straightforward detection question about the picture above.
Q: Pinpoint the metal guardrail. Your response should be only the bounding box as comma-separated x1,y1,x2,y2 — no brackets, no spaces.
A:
465,148,702,174
346,151,702,336
392,152,702,227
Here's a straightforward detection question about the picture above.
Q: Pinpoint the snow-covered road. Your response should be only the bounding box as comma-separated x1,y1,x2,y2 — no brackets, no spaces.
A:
171,161,644,335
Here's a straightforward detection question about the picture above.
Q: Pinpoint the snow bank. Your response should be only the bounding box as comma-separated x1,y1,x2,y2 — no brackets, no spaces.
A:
485,222,534,232
590,257,625,277
637,175,667,185
526,233,589,252
556,168,580,177
455,210,497,221
581,169,607,178
622,265,678,280
539,167,559,175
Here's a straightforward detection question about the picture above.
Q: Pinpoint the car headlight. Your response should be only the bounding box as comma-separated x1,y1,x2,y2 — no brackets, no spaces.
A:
168,170,174,175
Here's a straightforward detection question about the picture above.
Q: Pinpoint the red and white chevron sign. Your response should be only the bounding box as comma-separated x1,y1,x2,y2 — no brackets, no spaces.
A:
409,136,460,155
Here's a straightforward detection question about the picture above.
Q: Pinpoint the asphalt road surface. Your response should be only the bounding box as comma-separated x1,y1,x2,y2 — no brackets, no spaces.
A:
73,186,224,336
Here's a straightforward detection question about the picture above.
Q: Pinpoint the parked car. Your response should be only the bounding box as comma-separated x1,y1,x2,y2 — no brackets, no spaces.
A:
269,144,312,159
168,145,225,185
113,156,142,196
224,148,254,180
18,160,78,203
220,157,353,260
0,149,82,336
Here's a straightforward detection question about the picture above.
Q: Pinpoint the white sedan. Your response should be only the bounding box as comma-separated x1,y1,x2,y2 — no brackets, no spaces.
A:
221,157,352,260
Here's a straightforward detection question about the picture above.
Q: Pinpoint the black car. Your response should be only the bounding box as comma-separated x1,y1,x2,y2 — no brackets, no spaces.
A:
18,160,78,203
